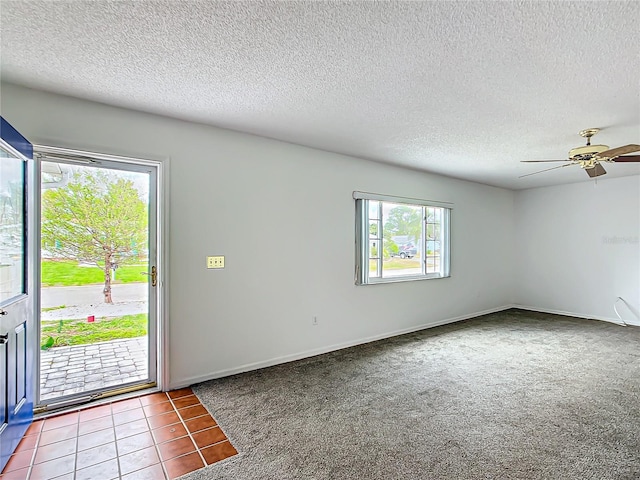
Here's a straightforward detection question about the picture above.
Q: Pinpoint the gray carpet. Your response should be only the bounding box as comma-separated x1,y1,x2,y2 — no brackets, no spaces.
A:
185,309,640,479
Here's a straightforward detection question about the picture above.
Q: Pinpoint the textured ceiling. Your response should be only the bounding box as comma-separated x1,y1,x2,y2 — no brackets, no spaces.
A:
1,1,639,189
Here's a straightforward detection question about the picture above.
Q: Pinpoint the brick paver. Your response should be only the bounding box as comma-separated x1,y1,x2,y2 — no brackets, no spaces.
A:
40,336,148,400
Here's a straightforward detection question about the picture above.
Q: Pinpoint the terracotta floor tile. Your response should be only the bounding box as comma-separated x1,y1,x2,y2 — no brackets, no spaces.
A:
116,431,155,455
3,387,230,480
143,401,174,417
76,441,117,470
201,440,238,465
114,418,150,440
192,426,226,449
42,411,79,431
157,436,197,461
15,434,38,452
77,427,115,452
2,449,35,472
113,407,146,425
147,411,180,430
30,453,76,479
177,404,208,420
121,462,167,480
78,415,113,435
152,423,188,444
171,395,200,410
118,445,160,476
25,420,43,436
79,404,112,421
0,466,29,480
167,388,193,399
111,397,142,414
140,392,170,406
34,437,77,464
163,451,204,479
75,457,119,480
184,414,217,433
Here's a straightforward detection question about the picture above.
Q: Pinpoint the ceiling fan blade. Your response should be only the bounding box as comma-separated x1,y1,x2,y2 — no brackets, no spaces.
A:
598,144,640,158
519,163,573,178
520,160,569,163
586,163,607,178
611,155,640,163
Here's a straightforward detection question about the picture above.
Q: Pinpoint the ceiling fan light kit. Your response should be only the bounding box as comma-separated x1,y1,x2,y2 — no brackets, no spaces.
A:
520,128,640,179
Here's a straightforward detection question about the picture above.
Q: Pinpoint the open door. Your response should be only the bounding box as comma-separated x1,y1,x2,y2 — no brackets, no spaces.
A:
0,117,35,471
35,149,159,411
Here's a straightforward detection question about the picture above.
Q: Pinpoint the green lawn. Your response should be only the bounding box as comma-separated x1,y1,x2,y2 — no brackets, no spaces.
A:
42,260,147,286
41,313,147,349
369,258,422,271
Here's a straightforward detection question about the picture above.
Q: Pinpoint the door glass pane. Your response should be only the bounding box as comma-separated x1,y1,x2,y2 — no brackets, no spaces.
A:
15,323,26,404
0,149,25,304
40,161,152,402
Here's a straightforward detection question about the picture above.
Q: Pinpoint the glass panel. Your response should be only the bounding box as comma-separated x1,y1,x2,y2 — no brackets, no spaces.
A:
369,221,379,239
368,240,379,277
40,161,152,402
0,339,6,426
368,200,379,220
369,240,379,259
0,148,25,304
426,206,435,222
15,323,26,404
382,202,422,278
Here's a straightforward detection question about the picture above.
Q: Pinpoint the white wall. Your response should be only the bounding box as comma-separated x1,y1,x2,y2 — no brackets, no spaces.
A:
514,176,640,325
2,83,515,388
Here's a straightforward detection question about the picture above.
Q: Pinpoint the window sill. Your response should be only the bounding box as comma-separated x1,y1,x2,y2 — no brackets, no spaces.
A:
356,274,450,286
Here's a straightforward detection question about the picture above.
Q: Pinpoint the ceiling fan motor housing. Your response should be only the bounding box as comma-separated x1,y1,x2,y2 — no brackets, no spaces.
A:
569,144,610,161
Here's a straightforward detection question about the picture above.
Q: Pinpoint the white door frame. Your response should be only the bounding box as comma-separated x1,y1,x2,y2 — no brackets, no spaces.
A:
33,144,169,407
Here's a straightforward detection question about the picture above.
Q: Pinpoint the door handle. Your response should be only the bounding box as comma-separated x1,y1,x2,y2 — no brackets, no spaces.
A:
0,309,7,315
141,266,157,287
0,333,8,344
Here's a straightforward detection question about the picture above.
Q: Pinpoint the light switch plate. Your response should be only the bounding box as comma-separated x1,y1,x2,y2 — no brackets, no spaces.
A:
207,256,225,269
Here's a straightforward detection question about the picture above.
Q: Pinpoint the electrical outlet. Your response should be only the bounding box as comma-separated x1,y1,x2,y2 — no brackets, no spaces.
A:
207,256,225,269
312,316,318,326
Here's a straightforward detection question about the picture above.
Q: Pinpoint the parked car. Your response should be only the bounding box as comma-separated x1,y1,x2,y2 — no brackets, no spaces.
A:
396,243,417,259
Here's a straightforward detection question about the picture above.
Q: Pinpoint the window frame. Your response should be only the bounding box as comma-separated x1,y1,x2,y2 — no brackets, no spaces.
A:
354,191,452,285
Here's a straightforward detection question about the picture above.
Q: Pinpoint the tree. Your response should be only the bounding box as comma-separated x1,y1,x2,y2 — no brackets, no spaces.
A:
42,170,147,303
384,206,422,244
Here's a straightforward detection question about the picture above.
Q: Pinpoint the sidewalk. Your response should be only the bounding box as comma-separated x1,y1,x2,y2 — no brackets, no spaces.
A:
41,283,148,320
41,282,148,308
40,336,148,401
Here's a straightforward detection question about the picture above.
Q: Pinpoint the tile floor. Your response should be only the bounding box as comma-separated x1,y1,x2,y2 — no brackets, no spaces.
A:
1,388,237,480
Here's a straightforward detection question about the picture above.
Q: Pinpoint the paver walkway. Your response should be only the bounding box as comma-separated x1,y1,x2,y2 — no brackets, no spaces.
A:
40,336,148,401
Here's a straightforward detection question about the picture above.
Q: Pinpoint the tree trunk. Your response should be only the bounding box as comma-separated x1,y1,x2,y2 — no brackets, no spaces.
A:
103,253,113,304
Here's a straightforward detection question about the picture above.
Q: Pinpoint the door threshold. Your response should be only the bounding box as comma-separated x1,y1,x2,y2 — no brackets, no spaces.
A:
35,382,159,417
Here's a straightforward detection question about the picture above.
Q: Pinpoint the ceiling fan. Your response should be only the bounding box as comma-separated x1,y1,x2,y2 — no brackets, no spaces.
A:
520,128,640,178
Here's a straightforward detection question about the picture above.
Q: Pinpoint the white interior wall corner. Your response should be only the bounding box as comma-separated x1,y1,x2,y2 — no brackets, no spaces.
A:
513,176,640,324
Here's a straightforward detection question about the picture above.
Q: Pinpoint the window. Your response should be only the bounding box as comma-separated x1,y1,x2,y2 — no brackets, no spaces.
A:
354,192,451,284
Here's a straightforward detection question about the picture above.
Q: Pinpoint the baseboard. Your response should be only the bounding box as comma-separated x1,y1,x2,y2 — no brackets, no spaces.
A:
511,304,640,327
170,304,513,390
